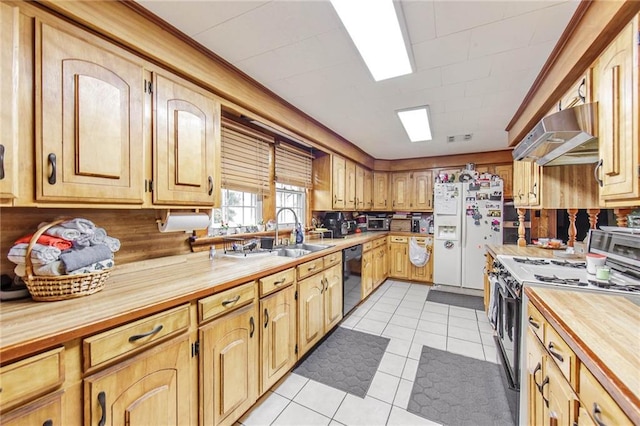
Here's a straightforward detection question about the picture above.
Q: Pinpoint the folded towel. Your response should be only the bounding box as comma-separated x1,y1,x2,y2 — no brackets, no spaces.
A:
60,245,112,272
7,243,62,265
102,236,121,253
68,258,114,275
72,234,92,249
37,223,81,241
60,218,96,234
90,227,107,245
14,261,65,277
15,234,73,251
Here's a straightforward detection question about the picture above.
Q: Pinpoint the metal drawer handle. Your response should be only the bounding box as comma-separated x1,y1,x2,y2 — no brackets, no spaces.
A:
264,308,269,328
98,391,107,426
249,316,255,338
0,144,5,180
594,159,603,187
274,278,286,286
208,176,213,196
48,153,57,185
548,342,564,362
538,376,549,408
43,420,53,426
532,362,542,387
308,264,317,271
128,324,163,342
528,316,540,329
592,403,606,426
222,295,241,307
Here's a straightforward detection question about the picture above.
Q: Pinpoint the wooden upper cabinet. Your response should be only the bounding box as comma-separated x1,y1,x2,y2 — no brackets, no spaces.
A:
372,171,389,210
331,155,346,209
412,170,433,210
390,172,411,210
513,161,531,207
0,3,19,201
37,21,145,204
593,16,639,204
494,164,513,200
363,168,373,210
355,164,365,210
153,73,221,206
345,159,356,209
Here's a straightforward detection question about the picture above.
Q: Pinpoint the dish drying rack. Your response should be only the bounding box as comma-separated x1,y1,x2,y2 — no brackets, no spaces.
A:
223,236,271,256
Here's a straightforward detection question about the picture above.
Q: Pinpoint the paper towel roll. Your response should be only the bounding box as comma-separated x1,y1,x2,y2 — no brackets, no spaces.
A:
158,212,210,233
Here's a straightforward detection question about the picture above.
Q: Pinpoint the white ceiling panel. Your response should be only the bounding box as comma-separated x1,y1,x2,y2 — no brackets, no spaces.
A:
136,0,581,160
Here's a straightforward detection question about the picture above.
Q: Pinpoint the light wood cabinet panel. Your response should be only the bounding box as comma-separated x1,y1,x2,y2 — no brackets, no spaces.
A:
198,281,256,323
526,328,548,426
363,168,373,210
0,391,62,426
361,249,374,299
544,322,578,387
390,172,411,210
345,159,356,210
259,268,294,297
494,164,513,200
512,161,530,207
85,334,192,426
297,273,324,356
200,303,258,426
37,20,145,204
594,17,639,204
259,285,296,394
547,357,578,426
409,236,433,283
372,242,388,288
354,164,364,210
412,170,433,210
0,3,19,200
153,72,221,206
373,172,389,210
579,364,633,426
389,238,409,279
332,155,346,209
324,263,343,331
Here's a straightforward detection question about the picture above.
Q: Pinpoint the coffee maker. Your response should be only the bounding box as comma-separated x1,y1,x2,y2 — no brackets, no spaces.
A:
322,212,348,237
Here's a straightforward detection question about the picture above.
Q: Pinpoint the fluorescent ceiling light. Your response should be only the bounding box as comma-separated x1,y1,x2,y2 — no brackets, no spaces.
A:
330,0,412,81
397,107,432,142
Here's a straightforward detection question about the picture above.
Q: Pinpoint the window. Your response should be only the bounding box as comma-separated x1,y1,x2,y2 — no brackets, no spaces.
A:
276,183,305,227
212,189,262,229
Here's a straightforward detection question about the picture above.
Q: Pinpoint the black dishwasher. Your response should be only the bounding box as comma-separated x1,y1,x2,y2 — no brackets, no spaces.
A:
342,244,362,315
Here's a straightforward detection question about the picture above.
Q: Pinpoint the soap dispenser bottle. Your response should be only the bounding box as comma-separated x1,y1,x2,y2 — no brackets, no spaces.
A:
295,223,304,244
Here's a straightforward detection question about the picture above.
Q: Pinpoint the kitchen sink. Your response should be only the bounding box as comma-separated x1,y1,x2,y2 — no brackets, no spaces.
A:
273,243,334,258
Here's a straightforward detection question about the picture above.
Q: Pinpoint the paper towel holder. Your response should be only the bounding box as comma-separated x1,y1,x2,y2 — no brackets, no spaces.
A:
156,210,211,233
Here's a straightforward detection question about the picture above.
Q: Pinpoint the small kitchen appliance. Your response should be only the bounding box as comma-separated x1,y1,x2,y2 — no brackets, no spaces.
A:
322,212,348,236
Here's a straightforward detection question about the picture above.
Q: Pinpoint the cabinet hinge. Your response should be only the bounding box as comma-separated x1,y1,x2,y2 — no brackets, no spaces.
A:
191,340,200,357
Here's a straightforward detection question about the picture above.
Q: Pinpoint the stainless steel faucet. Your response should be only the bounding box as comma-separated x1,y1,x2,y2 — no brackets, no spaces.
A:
275,207,300,247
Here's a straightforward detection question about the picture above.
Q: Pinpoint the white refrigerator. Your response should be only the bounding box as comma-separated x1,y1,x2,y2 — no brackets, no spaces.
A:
432,179,503,289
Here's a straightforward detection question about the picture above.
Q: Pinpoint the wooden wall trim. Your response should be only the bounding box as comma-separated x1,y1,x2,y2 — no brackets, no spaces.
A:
506,0,640,146
374,149,513,172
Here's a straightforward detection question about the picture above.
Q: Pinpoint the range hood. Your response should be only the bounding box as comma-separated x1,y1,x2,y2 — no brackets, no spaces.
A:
512,103,598,166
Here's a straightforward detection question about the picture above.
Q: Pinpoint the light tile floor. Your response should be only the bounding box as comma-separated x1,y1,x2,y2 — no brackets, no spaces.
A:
238,280,499,426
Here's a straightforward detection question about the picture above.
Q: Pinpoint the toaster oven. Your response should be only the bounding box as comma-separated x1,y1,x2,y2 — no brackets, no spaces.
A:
366,216,390,231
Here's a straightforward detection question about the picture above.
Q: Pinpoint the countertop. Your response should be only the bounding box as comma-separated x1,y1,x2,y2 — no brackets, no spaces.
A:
0,232,385,364
525,286,640,423
486,244,585,260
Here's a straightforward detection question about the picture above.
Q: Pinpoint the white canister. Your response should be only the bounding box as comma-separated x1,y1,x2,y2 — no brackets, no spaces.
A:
586,253,606,274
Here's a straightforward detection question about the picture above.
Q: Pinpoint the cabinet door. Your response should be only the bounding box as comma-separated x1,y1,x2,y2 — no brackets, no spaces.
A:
297,273,325,357
355,164,365,210
547,358,578,426
200,304,258,426
410,239,432,282
494,164,513,200
391,172,411,210
259,286,296,394
389,242,409,279
38,21,144,204
323,263,343,331
361,250,374,299
0,3,19,200
528,162,542,207
345,160,356,209
332,156,346,209
372,172,389,210
85,334,192,426
595,18,639,202
0,391,62,426
153,73,220,206
526,328,548,426
412,170,433,210
363,168,373,210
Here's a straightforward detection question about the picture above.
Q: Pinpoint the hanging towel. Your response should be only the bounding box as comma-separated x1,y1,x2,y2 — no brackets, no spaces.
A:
15,234,73,251
68,258,114,275
14,261,65,277
60,245,112,273
7,243,62,265
60,218,96,234
37,223,81,241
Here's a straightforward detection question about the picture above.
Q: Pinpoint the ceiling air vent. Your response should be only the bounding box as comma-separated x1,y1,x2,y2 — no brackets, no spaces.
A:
446,133,473,143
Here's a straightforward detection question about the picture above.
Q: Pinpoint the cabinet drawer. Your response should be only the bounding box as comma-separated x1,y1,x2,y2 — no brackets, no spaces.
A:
389,236,408,243
579,364,632,425
297,258,324,280
0,347,64,411
526,302,546,343
363,241,373,251
544,325,577,387
259,268,294,297
323,251,342,269
373,237,386,248
199,281,256,323
84,304,189,370
0,390,63,425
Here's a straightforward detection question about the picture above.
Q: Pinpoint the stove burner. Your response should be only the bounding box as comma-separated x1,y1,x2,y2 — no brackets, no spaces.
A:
533,274,588,286
514,257,550,265
588,280,640,292
550,260,586,269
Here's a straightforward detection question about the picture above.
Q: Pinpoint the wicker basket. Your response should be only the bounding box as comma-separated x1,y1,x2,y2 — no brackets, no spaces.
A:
24,219,111,302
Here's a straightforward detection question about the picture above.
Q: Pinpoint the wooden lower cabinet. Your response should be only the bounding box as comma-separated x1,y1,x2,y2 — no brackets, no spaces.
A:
0,391,63,426
361,249,374,299
84,334,192,426
547,358,579,426
526,328,548,426
373,244,388,288
259,285,296,394
200,303,258,426
389,238,409,279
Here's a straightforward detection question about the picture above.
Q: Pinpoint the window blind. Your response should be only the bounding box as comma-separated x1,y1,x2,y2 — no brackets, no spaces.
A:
220,118,273,194
275,142,313,188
